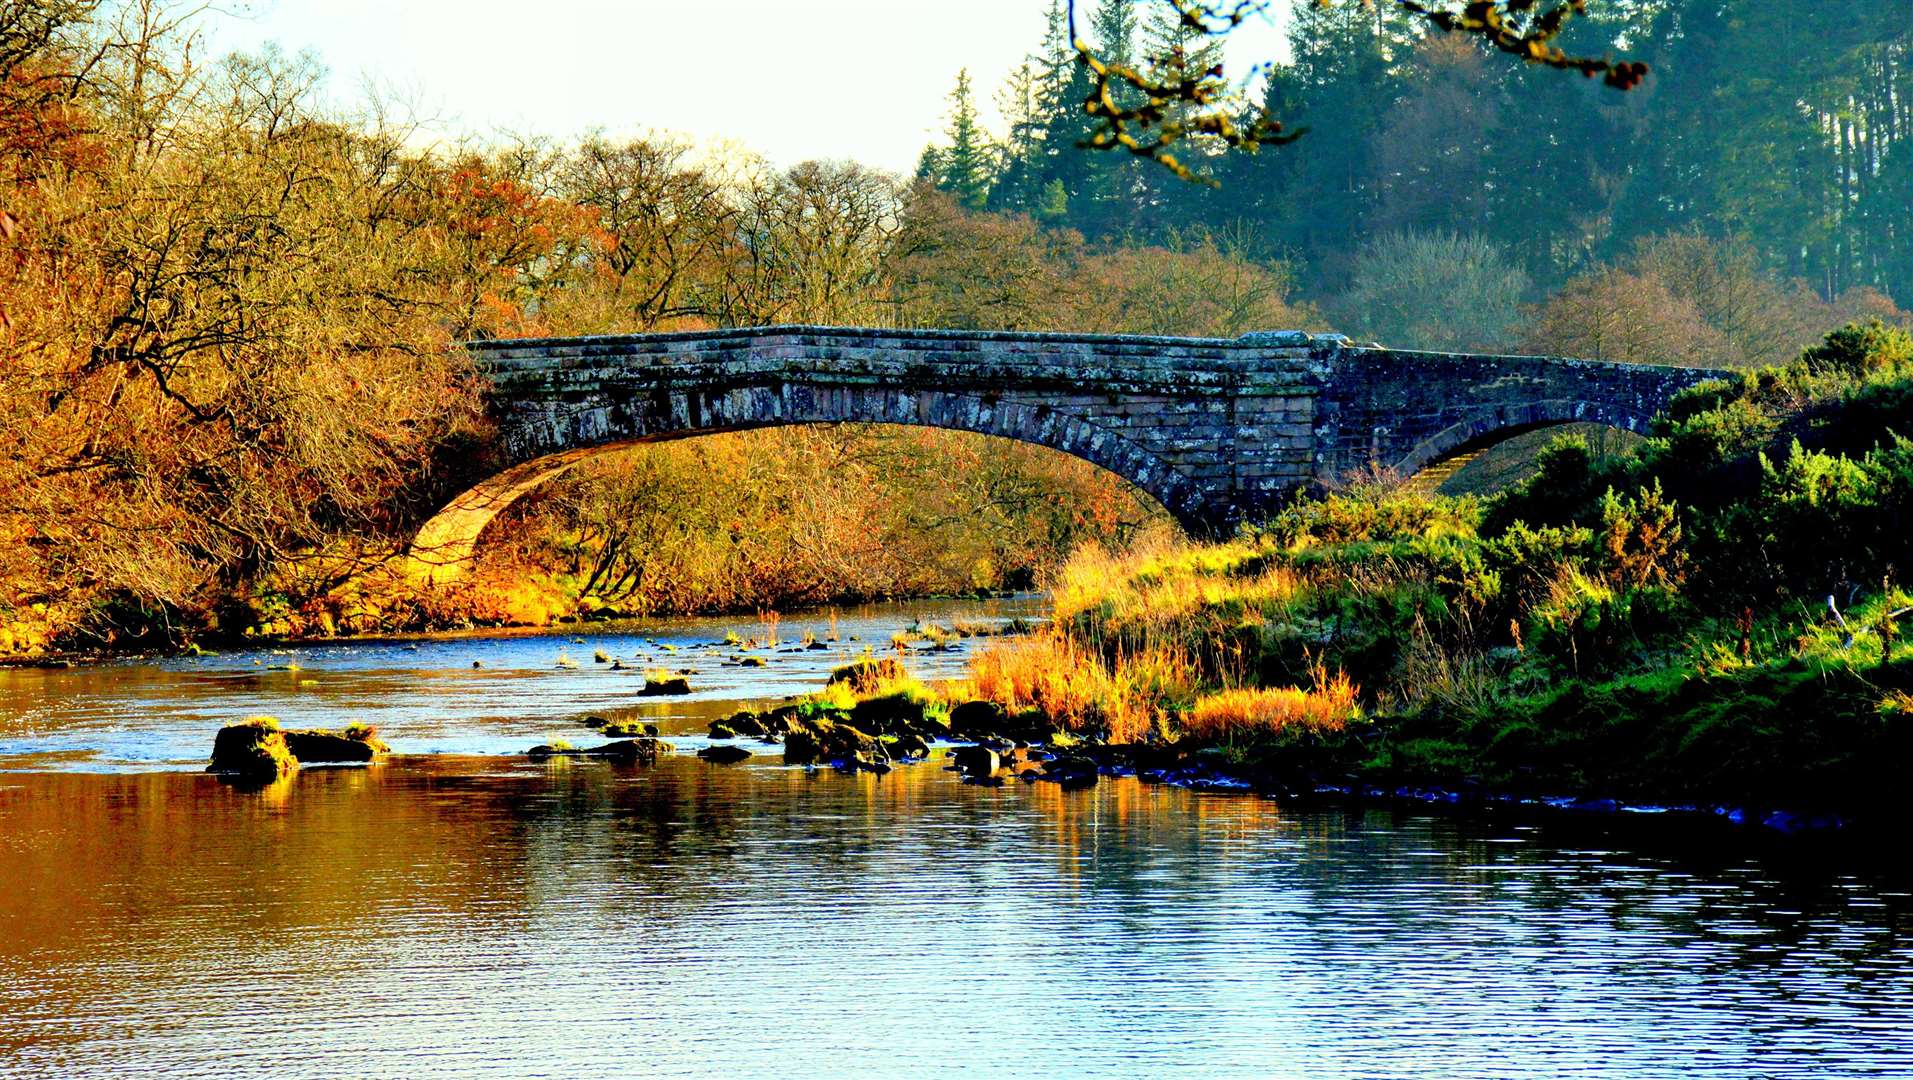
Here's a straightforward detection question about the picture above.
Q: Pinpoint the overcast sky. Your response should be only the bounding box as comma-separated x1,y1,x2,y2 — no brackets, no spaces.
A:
199,0,1290,174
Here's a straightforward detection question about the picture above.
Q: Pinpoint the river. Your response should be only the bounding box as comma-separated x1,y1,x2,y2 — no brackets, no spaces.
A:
2,599,1910,1078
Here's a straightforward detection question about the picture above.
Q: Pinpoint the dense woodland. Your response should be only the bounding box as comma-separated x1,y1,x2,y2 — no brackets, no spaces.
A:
2,0,1911,653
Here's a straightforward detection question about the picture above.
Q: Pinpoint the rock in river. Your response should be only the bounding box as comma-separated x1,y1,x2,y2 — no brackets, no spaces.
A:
698,745,752,765
950,745,1000,778
282,725,390,764
887,733,930,760
640,675,692,696
208,717,298,779
781,716,882,766
529,739,667,764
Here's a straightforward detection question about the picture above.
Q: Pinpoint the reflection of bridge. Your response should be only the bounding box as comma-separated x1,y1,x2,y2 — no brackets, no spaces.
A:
412,326,1728,581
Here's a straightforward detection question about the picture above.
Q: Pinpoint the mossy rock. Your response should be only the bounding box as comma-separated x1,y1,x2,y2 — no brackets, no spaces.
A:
209,717,298,779
283,726,389,763
783,716,881,766
698,744,752,765
850,692,928,735
639,676,692,696
599,719,658,737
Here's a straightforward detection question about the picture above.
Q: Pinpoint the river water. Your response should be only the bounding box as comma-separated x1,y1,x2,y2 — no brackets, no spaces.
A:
2,599,1910,1078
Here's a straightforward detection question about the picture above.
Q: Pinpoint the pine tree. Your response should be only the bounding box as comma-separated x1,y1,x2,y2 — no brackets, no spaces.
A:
1088,0,1139,69
990,61,1047,214
1138,2,1225,99
923,69,996,210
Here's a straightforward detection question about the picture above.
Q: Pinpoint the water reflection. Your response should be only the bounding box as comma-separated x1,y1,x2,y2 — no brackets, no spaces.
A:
2,758,1908,1078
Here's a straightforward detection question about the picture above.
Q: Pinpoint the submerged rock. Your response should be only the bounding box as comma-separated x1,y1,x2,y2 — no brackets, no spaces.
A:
208,717,298,779
529,738,667,764
698,744,753,765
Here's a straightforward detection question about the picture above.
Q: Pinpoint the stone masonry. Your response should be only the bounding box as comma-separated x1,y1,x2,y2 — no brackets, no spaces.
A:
409,326,1728,579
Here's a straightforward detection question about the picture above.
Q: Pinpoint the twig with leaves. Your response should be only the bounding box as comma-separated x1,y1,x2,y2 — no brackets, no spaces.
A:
1067,0,1648,184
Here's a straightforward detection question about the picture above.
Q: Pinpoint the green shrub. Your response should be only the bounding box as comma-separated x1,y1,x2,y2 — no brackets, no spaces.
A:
1798,320,1913,377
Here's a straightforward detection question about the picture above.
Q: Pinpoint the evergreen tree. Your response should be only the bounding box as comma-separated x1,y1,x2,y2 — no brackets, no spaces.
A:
1088,0,1139,68
921,69,996,210
989,61,1047,214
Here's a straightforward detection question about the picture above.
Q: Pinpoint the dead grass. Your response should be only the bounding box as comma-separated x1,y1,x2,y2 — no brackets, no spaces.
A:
1181,665,1360,741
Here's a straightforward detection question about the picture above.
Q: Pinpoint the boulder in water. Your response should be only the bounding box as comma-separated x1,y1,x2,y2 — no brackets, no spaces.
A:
529,738,666,763
639,675,692,697
1042,756,1100,790
782,715,882,766
950,745,1000,778
724,711,769,737
698,744,752,765
208,717,298,779
887,733,930,760
596,738,666,764
283,724,389,764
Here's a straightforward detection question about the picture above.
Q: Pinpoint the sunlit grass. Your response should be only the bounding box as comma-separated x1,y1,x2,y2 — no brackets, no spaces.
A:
1182,666,1361,742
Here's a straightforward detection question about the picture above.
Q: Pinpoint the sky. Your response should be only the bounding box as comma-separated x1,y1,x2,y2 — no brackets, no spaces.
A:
199,0,1291,174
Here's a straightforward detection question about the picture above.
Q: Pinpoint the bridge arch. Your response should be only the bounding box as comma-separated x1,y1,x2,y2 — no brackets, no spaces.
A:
409,383,1199,582
1389,398,1657,479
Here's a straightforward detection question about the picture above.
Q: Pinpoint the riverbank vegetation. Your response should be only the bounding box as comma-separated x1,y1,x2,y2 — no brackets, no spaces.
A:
4,1,1910,657
955,323,1913,817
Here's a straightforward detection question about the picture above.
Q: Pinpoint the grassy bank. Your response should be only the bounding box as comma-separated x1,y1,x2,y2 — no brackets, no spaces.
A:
949,323,1913,821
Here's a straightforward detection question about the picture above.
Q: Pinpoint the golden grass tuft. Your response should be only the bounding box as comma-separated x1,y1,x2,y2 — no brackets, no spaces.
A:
1181,666,1360,741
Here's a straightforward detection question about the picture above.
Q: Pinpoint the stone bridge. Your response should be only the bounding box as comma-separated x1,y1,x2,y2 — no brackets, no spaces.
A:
411,326,1728,580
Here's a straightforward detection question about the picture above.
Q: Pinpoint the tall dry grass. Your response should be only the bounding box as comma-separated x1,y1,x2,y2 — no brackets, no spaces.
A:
1181,664,1361,741
962,632,1202,743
